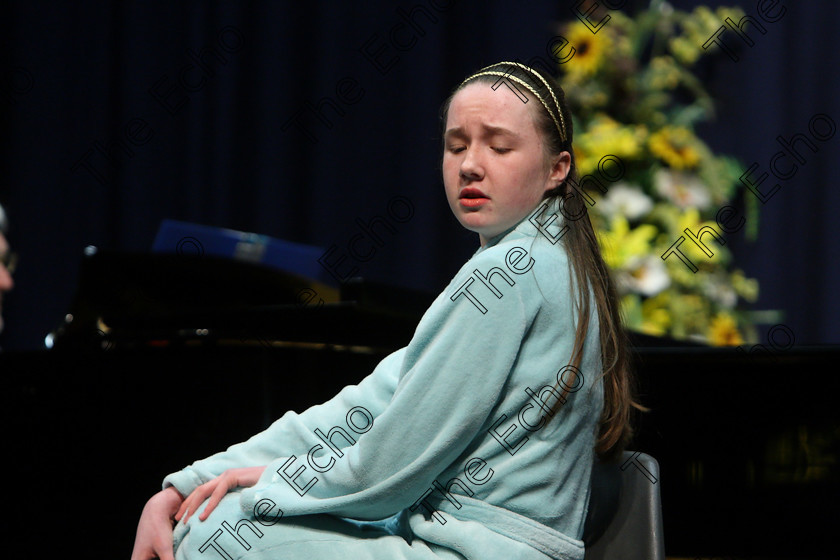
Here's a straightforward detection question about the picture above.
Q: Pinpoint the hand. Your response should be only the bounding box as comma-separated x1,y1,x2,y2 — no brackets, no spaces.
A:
130,486,184,560
176,466,267,524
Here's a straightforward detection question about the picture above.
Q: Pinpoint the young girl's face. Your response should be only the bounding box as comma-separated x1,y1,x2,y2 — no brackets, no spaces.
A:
443,82,570,246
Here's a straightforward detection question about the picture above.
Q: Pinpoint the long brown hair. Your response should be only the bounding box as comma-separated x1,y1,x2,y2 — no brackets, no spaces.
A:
440,61,646,462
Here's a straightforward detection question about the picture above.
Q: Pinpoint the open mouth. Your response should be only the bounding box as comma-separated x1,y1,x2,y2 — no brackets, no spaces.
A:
459,187,489,207
459,187,488,200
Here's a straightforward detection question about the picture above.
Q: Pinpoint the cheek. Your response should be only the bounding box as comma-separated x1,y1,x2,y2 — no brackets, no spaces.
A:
442,157,459,186
504,156,547,200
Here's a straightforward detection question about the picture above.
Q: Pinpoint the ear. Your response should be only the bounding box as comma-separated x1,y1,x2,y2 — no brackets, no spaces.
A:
545,152,572,197
547,151,572,187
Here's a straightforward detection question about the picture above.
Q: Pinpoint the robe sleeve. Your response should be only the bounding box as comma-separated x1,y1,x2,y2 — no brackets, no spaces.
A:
237,246,538,521
162,347,407,498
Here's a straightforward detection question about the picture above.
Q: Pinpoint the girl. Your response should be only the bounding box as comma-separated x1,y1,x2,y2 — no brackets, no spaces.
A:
131,61,640,560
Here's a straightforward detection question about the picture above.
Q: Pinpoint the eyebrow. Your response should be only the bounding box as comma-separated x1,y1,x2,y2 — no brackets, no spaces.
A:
444,124,521,140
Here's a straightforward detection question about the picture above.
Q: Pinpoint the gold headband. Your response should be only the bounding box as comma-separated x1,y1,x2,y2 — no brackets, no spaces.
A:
459,61,567,142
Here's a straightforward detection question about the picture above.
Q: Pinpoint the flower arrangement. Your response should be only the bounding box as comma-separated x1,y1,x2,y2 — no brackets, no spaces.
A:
557,0,761,345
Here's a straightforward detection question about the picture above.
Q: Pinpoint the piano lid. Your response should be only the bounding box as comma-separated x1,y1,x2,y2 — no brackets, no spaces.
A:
49,248,436,352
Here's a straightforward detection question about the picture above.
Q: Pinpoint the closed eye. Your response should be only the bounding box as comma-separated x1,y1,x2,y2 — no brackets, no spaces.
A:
492,147,511,154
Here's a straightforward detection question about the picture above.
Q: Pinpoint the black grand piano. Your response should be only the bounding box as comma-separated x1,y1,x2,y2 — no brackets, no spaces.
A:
1,224,837,559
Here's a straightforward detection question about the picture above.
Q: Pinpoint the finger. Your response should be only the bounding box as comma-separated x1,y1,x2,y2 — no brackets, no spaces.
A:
198,480,232,521
178,492,197,523
176,491,201,522
181,501,197,524
180,494,201,524
179,480,217,523
174,499,188,521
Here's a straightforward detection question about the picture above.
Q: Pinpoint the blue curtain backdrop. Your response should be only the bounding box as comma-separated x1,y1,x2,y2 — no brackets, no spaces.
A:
1,0,838,351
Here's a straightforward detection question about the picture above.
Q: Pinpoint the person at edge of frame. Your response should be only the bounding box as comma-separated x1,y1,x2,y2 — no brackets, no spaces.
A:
0,202,16,340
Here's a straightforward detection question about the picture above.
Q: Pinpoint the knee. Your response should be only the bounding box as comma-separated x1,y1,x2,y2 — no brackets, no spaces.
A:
177,493,266,558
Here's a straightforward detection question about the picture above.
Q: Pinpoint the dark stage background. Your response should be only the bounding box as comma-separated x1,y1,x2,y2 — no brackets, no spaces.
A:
2,0,839,351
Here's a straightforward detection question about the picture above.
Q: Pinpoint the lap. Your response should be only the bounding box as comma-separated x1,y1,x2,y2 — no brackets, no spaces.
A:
173,491,464,560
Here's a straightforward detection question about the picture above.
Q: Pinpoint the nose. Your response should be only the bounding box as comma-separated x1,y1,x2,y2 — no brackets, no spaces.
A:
459,147,484,182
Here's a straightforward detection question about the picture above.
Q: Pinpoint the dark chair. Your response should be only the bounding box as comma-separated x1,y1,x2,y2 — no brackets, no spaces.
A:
582,451,665,560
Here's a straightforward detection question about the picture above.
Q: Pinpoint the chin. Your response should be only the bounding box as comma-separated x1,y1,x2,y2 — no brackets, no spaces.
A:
456,214,489,233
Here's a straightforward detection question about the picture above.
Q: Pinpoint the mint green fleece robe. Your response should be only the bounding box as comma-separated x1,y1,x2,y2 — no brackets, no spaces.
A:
163,196,604,559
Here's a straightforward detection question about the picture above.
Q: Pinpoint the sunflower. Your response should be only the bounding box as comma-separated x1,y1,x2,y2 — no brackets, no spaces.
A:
648,126,702,169
562,21,610,77
707,312,744,346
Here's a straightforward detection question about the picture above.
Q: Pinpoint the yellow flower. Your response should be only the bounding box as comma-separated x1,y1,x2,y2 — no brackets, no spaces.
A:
648,56,681,90
575,114,646,175
732,269,759,302
573,145,596,178
707,312,744,346
563,21,610,77
669,36,699,66
640,292,671,336
675,208,723,262
597,214,658,269
659,208,724,281
669,6,746,65
715,7,747,29
649,126,702,169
